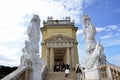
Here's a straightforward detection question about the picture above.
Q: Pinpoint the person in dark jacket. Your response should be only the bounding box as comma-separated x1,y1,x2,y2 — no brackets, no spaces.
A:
76,66,82,80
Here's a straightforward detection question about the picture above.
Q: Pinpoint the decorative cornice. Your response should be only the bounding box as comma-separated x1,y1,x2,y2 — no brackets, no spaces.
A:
45,34,75,42
43,34,78,48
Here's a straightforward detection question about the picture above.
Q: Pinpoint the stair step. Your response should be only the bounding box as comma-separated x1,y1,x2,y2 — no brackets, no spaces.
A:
45,70,77,80
45,78,77,80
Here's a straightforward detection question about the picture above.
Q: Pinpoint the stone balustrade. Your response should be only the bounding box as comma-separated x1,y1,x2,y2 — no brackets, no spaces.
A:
1,60,33,80
43,19,74,26
99,64,120,80
41,65,47,80
81,68,85,80
1,64,47,80
1,66,32,80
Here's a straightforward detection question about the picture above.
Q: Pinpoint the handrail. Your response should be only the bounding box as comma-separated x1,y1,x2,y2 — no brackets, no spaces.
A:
2,64,48,80
41,65,47,80
1,66,30,80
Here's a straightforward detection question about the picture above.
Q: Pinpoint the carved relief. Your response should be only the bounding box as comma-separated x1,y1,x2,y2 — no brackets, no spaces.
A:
45,34,75,42
45,34,76,48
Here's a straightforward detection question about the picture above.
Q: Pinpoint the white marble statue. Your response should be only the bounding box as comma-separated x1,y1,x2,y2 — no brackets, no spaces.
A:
20,15,43,80
21,15,40,64
82,14,106,70
85,41,106,69
27,15,40,43
24,15,40,55
82,14,96,42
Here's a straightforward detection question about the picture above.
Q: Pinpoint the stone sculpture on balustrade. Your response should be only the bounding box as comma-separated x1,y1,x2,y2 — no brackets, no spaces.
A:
20,15,43,80
82,14,106,80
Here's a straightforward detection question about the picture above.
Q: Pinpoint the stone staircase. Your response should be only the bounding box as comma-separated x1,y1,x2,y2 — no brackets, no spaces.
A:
44,69,77,80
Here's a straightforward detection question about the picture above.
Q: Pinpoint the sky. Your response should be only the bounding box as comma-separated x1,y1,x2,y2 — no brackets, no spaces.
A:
0,0,120,67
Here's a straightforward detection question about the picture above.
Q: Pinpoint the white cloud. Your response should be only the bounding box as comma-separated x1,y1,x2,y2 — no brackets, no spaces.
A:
0,25,26,43
0,0,95,66
77,29,83,35
100,33,113,39
106,25,119,31
101,39,120,47
0,44,22,66
98,24,120,39
82,0,95,8
96,25,120,33
96,27,105,32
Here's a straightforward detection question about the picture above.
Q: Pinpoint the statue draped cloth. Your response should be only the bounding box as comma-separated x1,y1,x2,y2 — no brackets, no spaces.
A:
21,15,43,70
82,14,106,70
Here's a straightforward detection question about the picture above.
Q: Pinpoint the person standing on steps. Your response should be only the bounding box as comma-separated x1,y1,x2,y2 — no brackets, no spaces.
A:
76,65,82,80
65,63,70,80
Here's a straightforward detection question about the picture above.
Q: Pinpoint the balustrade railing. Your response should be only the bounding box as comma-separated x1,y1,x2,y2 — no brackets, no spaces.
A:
43,20,74,26
99,63,120,80
2,64,48,80
1,66,32,80
41,65,47,80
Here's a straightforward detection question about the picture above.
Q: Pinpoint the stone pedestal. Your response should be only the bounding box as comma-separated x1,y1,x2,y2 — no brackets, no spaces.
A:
33,71,41,80
85,68,100,80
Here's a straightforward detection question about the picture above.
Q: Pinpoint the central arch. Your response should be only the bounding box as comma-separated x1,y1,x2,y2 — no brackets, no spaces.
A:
54,48,66,65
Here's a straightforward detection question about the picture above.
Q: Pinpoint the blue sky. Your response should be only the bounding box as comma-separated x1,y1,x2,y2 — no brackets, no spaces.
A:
77,0,120,66
0,0,120,67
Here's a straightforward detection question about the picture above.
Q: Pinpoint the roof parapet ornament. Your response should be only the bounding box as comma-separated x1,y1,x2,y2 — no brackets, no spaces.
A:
43,16,74,25
65,16,71,20
47,16,53,20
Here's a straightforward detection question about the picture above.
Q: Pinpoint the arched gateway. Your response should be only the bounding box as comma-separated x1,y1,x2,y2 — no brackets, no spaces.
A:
41,17,79,70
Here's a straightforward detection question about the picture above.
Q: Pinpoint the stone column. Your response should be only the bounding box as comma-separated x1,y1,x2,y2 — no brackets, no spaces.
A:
71,47,74,67
46,48,48,66
66,47,70,64
50,48,54,68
